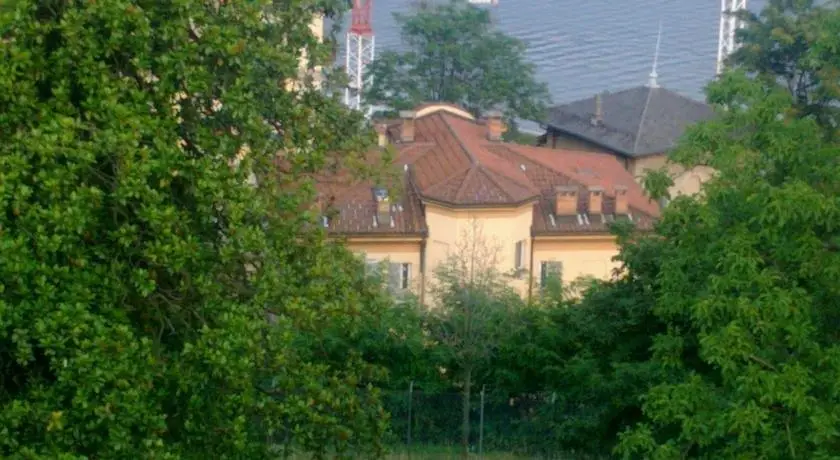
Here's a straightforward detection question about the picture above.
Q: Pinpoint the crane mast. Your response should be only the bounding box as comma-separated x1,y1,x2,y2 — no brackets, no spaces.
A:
345,0,375,111
716,0,747,75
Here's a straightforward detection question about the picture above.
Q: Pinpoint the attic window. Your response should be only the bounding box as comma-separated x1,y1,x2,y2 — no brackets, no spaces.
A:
372,186,388,201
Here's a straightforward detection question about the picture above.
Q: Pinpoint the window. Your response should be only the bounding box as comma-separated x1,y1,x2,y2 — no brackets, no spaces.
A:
387,262,411,292
365,258,380,277
365,258,411,294
540,261,563,287
514,240,526,270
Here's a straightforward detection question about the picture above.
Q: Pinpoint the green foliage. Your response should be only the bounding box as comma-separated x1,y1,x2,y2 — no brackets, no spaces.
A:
482,231,673,457
727,0,840,136
501,127,539,146
617,70,840,458
0,0,392,458
363,0,550,122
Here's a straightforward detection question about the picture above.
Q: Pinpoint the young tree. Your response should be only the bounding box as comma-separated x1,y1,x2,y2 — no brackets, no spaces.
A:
426,219,522,458
0,0,390,457
618,70,840,457
363,0,550,124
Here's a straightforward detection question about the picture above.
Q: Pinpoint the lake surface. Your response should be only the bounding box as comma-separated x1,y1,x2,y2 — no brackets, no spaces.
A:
346,0,768,104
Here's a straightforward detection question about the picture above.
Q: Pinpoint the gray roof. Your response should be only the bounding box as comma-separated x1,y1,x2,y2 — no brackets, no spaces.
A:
545,85,715,157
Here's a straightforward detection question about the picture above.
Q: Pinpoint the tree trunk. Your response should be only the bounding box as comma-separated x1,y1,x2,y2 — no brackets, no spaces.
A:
461,366,472,459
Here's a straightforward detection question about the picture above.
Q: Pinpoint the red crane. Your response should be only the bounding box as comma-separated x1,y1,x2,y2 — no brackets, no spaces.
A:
345,0,375,111
350,0,373,36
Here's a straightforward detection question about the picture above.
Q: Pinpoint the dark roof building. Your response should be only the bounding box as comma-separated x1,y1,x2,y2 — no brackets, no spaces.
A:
540,85,715,159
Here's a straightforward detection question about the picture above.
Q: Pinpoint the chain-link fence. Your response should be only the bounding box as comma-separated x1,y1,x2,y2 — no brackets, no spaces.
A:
381,385,586,459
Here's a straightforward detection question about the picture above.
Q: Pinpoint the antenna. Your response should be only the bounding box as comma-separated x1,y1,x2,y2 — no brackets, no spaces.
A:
345,0,375,112
648,20,662,88
716,0,747,75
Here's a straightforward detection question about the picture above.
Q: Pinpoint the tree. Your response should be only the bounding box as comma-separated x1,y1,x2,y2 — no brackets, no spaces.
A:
363,0,550,123
618,70,840,457
486,222,675,458
426,219,523,458
0,0,391,457
726,0,840,135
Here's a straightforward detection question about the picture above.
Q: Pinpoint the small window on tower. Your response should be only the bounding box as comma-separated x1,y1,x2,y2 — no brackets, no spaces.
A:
514,240,526,270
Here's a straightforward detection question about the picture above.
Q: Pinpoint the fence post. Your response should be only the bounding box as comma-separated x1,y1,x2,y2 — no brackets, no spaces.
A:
478,385,486,459
407,381,414,458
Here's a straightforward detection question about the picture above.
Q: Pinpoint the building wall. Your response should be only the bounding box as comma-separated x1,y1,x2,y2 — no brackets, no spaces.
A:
340,208,628,303
532,236,620,291
345,239,423,294
629,154,714,197
424,202,534,298
286,14,325,91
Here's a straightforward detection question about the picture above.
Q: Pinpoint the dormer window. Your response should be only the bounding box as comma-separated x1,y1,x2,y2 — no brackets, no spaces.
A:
554,185,579,217
587,186,604,215
372,186,390,227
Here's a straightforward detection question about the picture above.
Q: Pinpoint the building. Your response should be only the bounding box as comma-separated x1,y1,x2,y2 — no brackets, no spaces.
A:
538,85,716,198
282,13,326,91
316,103,660,303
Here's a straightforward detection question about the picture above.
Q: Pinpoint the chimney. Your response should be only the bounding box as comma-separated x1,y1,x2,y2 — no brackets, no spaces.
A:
587,185,604,215
554,185,579,216
372,187,390,226
399,111,416,143
591,93,603,126
614,185,629,215
375,123,388,147
485,110,504,141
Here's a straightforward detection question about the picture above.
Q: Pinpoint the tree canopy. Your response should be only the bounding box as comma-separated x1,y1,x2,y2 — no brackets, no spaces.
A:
617,70,840,459
728,0,840,136
363,0,550,123
0,0,392,457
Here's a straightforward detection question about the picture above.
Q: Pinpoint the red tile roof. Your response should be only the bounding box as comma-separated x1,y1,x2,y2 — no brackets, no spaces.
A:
318,103,659,236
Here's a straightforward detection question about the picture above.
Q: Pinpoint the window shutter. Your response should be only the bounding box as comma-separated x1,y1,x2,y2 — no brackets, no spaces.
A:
400,263,411,290
550,261,563,281
365,259,379,277
388,262,402,292
540,262,548,286
541,261,563,287
515,241,523,269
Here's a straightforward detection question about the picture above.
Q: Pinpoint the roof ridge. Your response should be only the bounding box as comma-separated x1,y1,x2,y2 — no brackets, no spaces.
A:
476,165,519,202
441,113,478,165
454,167,479,202
404,167,429,232
632,86,655,154
422,166,471,199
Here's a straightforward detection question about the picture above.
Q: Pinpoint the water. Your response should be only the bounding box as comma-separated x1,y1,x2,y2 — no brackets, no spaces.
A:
346,0,768,104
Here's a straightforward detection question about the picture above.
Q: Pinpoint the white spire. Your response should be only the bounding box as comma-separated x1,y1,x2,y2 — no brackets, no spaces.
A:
648,20,662,88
